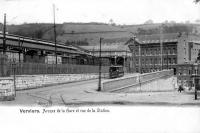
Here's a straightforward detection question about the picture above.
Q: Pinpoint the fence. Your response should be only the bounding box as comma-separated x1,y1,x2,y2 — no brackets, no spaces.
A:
7,62,110,75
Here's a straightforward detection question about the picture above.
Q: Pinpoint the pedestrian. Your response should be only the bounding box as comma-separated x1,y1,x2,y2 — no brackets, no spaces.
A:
178,85,184,93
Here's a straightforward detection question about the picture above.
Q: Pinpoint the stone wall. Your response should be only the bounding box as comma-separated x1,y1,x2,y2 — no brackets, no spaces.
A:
0,77,15,100
113,76,175,93
102,70,176,92
15,74,100,90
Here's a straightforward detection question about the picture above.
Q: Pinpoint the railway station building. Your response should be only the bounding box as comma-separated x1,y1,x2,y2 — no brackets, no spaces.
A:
80,38,137,72
0,33,94,65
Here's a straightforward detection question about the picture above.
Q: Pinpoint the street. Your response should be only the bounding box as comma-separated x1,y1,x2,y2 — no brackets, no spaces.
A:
0,79,99,106
1,76,200,106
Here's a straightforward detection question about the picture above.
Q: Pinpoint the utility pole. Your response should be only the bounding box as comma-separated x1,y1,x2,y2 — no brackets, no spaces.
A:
3,13,6,55
166,45,168,69
1,14,7,77
139,43,141,73
92,47,95,65
53,4,57,65
132,36,136,73
160,24,163,70
97,37,102,91
123,49,127,73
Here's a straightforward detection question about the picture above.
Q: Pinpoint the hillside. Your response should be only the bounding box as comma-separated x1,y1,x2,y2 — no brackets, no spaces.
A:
1,22,200,45
49,23,130,45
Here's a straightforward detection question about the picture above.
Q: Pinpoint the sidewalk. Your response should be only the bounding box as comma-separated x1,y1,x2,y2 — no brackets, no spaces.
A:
61,90,200,106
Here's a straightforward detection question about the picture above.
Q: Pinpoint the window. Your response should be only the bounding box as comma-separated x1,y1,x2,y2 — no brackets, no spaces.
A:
169,58,171,64
146,48,149,55
164,48,167,55
183,67,187,75
135,50,139,56
152,48,155,55
142,59,145,65
173,48,176,54
189,69,191,75
164,58,167,65
155,58,157,65
170,48,173,54
173,58,176,64
146,59,149,65
141,50,144,56
136,59,139,65
151,49,153,55
168,48,170,55
156,48,159,55
158,48,161,55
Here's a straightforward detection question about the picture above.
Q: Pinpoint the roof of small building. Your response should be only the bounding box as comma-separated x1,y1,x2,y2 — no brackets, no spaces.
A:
80,44,130,52
0,33,90,55
80,37,135,52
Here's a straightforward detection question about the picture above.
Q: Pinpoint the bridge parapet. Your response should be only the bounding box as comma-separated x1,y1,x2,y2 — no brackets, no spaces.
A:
102,70,175,92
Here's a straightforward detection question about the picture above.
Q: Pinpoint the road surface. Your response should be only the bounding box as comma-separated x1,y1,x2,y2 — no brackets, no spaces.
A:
0,74,200,106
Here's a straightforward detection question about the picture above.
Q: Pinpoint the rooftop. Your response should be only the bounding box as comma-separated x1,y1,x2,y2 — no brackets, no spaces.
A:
80,44,130,52
136,33,180,44
0,33,88,55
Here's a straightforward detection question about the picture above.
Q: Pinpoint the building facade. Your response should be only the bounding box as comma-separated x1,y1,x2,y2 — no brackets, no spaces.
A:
128,33,200,73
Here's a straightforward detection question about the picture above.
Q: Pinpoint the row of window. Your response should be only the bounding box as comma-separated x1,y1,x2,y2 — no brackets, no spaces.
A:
135,58,177,65
135,47,177,56
178,67,197,76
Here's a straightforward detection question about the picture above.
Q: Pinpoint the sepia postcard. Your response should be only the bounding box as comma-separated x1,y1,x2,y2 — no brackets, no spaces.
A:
0,0,200,133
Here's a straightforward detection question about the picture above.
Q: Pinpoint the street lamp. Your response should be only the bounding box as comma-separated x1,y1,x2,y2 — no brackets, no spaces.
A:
160,23,164,70
97,37,103,91
131,36,136,73
193,63,198,100
3,14,6,55
53,4,58,65
12,60,16,97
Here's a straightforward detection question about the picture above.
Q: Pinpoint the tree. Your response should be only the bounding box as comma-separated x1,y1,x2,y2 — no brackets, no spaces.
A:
164,20,169,24
195,19,200,23
144,19,154,24
169,21,176,24
185,20,190,24
195,0,200,3
109,19,116,26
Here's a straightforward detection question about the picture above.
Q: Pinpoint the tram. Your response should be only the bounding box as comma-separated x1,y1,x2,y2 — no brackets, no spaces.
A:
109,65,124,79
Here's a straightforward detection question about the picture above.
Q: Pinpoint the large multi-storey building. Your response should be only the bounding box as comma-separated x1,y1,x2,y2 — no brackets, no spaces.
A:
128,33,200,73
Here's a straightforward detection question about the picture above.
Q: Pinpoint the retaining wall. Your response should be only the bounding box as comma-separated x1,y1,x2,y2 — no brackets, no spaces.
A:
0,77,15,100
15,74,100,90
102,70,175,92
0,73,108,92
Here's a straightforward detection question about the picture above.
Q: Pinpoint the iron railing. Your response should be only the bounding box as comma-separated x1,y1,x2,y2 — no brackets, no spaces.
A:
7,62,110,75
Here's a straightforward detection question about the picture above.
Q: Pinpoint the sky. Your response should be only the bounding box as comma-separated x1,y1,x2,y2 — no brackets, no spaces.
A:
0,0,200,25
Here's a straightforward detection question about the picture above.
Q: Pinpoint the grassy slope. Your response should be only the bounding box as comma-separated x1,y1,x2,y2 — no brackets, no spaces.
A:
1,22,200,45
